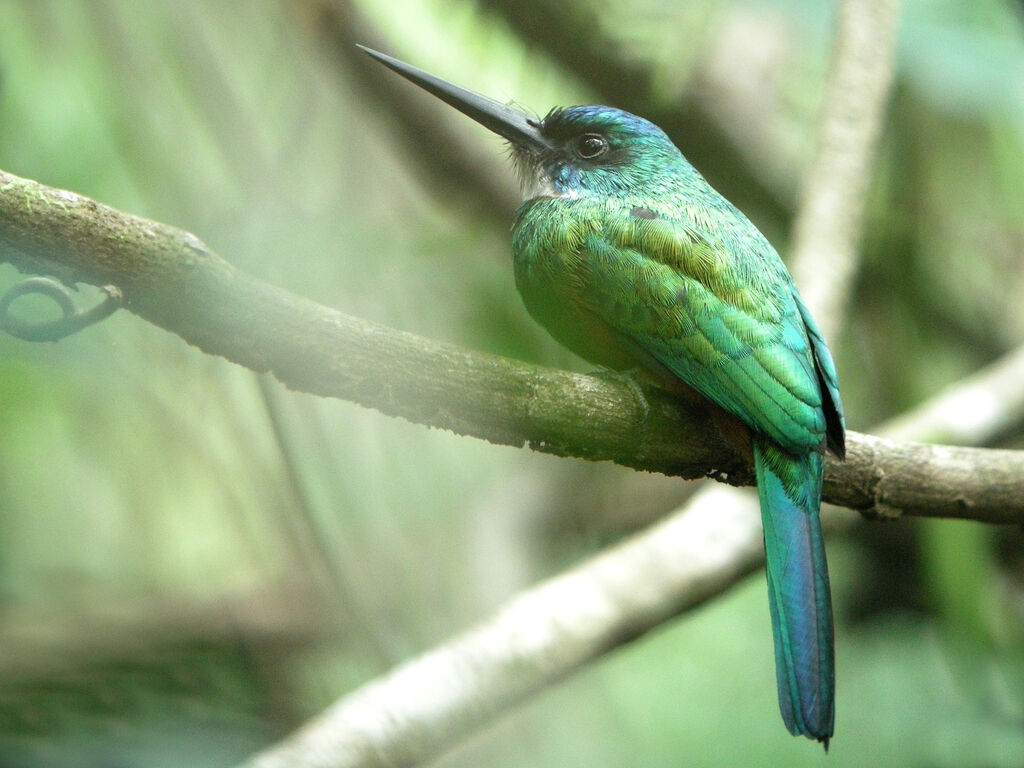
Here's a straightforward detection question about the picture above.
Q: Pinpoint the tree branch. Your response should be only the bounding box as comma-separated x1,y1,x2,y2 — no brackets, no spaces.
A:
239,485,769,768
0,581,323,690
1,167,1020,523
0,168,726,478
788,0,899,339
879,343,1024,444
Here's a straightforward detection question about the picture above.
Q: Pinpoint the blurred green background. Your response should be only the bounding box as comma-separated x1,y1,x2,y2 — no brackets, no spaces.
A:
2,0,1024,765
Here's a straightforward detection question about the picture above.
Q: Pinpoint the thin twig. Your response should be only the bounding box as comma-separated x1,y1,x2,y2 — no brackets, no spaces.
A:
0,276,121,341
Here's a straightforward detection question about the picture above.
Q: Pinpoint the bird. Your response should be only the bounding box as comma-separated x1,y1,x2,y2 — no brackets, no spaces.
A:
359,45,846,747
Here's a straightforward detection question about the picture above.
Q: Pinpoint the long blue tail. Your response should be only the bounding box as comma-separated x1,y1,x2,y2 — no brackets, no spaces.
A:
752,437,835,747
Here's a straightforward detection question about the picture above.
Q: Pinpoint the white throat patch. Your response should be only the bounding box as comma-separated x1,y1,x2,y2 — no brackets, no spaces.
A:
521,172,580,201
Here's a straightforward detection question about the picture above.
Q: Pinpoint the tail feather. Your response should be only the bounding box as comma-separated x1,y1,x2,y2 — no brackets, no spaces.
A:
753,438,835,747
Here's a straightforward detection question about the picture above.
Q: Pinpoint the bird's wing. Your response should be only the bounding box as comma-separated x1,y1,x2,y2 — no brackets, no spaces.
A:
792,289,846,457
576,211,832,455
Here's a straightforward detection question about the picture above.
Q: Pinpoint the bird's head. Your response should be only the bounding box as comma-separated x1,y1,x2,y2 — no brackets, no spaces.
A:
358,47,692,200
509,105,690,199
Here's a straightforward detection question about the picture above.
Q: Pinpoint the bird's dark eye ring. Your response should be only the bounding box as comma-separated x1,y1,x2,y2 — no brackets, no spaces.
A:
575,133,608,159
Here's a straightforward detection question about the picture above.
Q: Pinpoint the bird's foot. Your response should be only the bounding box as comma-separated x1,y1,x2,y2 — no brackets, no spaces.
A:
588,367,650,423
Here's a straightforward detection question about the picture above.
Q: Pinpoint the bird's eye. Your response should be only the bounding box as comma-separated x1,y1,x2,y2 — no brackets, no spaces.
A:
574,133,608,160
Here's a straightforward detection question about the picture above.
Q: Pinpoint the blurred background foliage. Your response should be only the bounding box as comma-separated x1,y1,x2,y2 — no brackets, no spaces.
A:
2,0,1024,765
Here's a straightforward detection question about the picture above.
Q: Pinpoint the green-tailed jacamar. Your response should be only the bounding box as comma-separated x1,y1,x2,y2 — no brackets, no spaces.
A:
360,46,846,747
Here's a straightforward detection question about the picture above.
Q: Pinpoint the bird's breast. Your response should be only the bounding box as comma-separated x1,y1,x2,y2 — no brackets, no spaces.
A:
511,198,641,370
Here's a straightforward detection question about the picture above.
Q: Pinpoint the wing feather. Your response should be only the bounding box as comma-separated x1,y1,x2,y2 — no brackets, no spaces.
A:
578,214,832,454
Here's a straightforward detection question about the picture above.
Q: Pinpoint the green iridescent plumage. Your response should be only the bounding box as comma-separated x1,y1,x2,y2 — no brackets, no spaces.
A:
362,47,846,748
512,191,835,456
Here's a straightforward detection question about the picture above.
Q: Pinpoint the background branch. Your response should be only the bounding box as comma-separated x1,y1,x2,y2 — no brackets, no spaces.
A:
240,486,768,768
788,0,899,339
879,343,1024,444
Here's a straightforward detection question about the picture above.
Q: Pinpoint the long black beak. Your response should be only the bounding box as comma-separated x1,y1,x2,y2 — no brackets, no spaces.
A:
357,45,552,152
